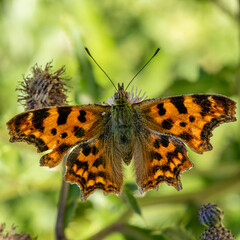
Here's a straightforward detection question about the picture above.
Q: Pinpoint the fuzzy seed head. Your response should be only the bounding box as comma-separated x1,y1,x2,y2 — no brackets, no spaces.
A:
0,223,37,240
17,62,69,110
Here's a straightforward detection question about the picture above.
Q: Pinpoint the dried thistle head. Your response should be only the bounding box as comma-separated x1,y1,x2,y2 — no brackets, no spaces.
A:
0,223,37,240
17,62,69,110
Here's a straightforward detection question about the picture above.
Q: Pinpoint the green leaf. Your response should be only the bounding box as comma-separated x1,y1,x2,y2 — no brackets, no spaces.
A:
71,36,101,102
122,184,142,216
63,183,80,227
163,65,237,97
162,227,196,240
122,224,166,240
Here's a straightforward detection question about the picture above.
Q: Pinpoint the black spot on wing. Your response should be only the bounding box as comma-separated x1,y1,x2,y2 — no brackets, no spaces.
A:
170,96,187,114
161,119,173,130
75,161,89,171
179,122,187,127
155,175,164,183
157,103,166,116
82,143,91,156
85,185,94,193
179,132,193,141
193,95,211,117
13,112,29,130
67,168,86,189
211,95,231,114
107,185,118,191
92,157,103,168
86,182,105,192
155,152,162,160
189,116,195,122
28,134,49,152
152,165,160,174
92,146,98,155
159,135,170,147
78,110,86,123
151,151,162,161
73,126,85,138
51,128,57,135
32,109,50,132
161,165,171,172
88,172,96,180
57,107,72,125
78,177,86,188
173,167,181,178
97,171,106,179
154,139,160,149
58,143,72,153
166,148,186,164
60,132,68,139
143,180,153,189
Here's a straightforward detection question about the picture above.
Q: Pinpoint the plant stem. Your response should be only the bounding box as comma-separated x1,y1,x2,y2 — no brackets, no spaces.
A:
55,160,69,240
86,209,133,240
211,0,238,20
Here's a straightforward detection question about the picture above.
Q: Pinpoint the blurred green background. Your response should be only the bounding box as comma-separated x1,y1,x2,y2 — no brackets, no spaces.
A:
0,0,239,239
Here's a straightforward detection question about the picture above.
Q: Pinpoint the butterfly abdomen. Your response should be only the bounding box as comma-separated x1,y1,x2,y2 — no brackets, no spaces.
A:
111,103,135,165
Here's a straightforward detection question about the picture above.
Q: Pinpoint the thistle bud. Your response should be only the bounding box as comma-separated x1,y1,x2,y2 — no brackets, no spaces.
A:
199,204,234,240
198,203,224,227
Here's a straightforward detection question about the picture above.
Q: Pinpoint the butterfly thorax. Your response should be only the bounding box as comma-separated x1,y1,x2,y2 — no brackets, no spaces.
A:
111,83,135,165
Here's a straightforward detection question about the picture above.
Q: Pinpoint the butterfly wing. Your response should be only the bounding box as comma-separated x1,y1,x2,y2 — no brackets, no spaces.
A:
7,105,110,167
65,135,123,201
133,94,236,153
133,130,193,192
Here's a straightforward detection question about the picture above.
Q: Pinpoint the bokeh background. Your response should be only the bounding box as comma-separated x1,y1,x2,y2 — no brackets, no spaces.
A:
0,0,239,239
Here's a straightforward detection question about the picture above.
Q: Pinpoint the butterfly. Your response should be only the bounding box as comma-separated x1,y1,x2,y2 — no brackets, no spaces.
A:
7,49,237,201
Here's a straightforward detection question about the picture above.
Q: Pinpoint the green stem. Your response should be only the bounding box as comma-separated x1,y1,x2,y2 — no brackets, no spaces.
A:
86,209,133,240
55,160,69,240
211,0,238,20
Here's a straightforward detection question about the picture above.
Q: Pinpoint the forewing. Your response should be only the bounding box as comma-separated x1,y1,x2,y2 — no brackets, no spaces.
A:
133,94,236,153
134,131,193,193
65,136,123,201
7,105,110,167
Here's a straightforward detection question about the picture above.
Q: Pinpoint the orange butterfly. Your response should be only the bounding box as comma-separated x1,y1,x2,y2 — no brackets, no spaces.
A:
7,49,237,201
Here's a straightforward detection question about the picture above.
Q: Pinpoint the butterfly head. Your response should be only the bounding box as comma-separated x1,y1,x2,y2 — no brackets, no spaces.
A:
112,83,129,105
84,47,157,106
108,83,147,105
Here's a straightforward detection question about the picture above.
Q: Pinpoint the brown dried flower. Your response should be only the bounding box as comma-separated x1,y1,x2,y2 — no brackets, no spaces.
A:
0,223,37,240
17,62,69,110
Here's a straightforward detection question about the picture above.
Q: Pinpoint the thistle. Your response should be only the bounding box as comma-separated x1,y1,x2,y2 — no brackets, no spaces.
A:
17,62,69,110
0,223,37,240
199,203,234,240
200,226,234,240
198,203,224,227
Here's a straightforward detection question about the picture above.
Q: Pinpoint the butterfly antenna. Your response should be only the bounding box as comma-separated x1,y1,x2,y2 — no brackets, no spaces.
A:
125,48,160,91
84,47,117,90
